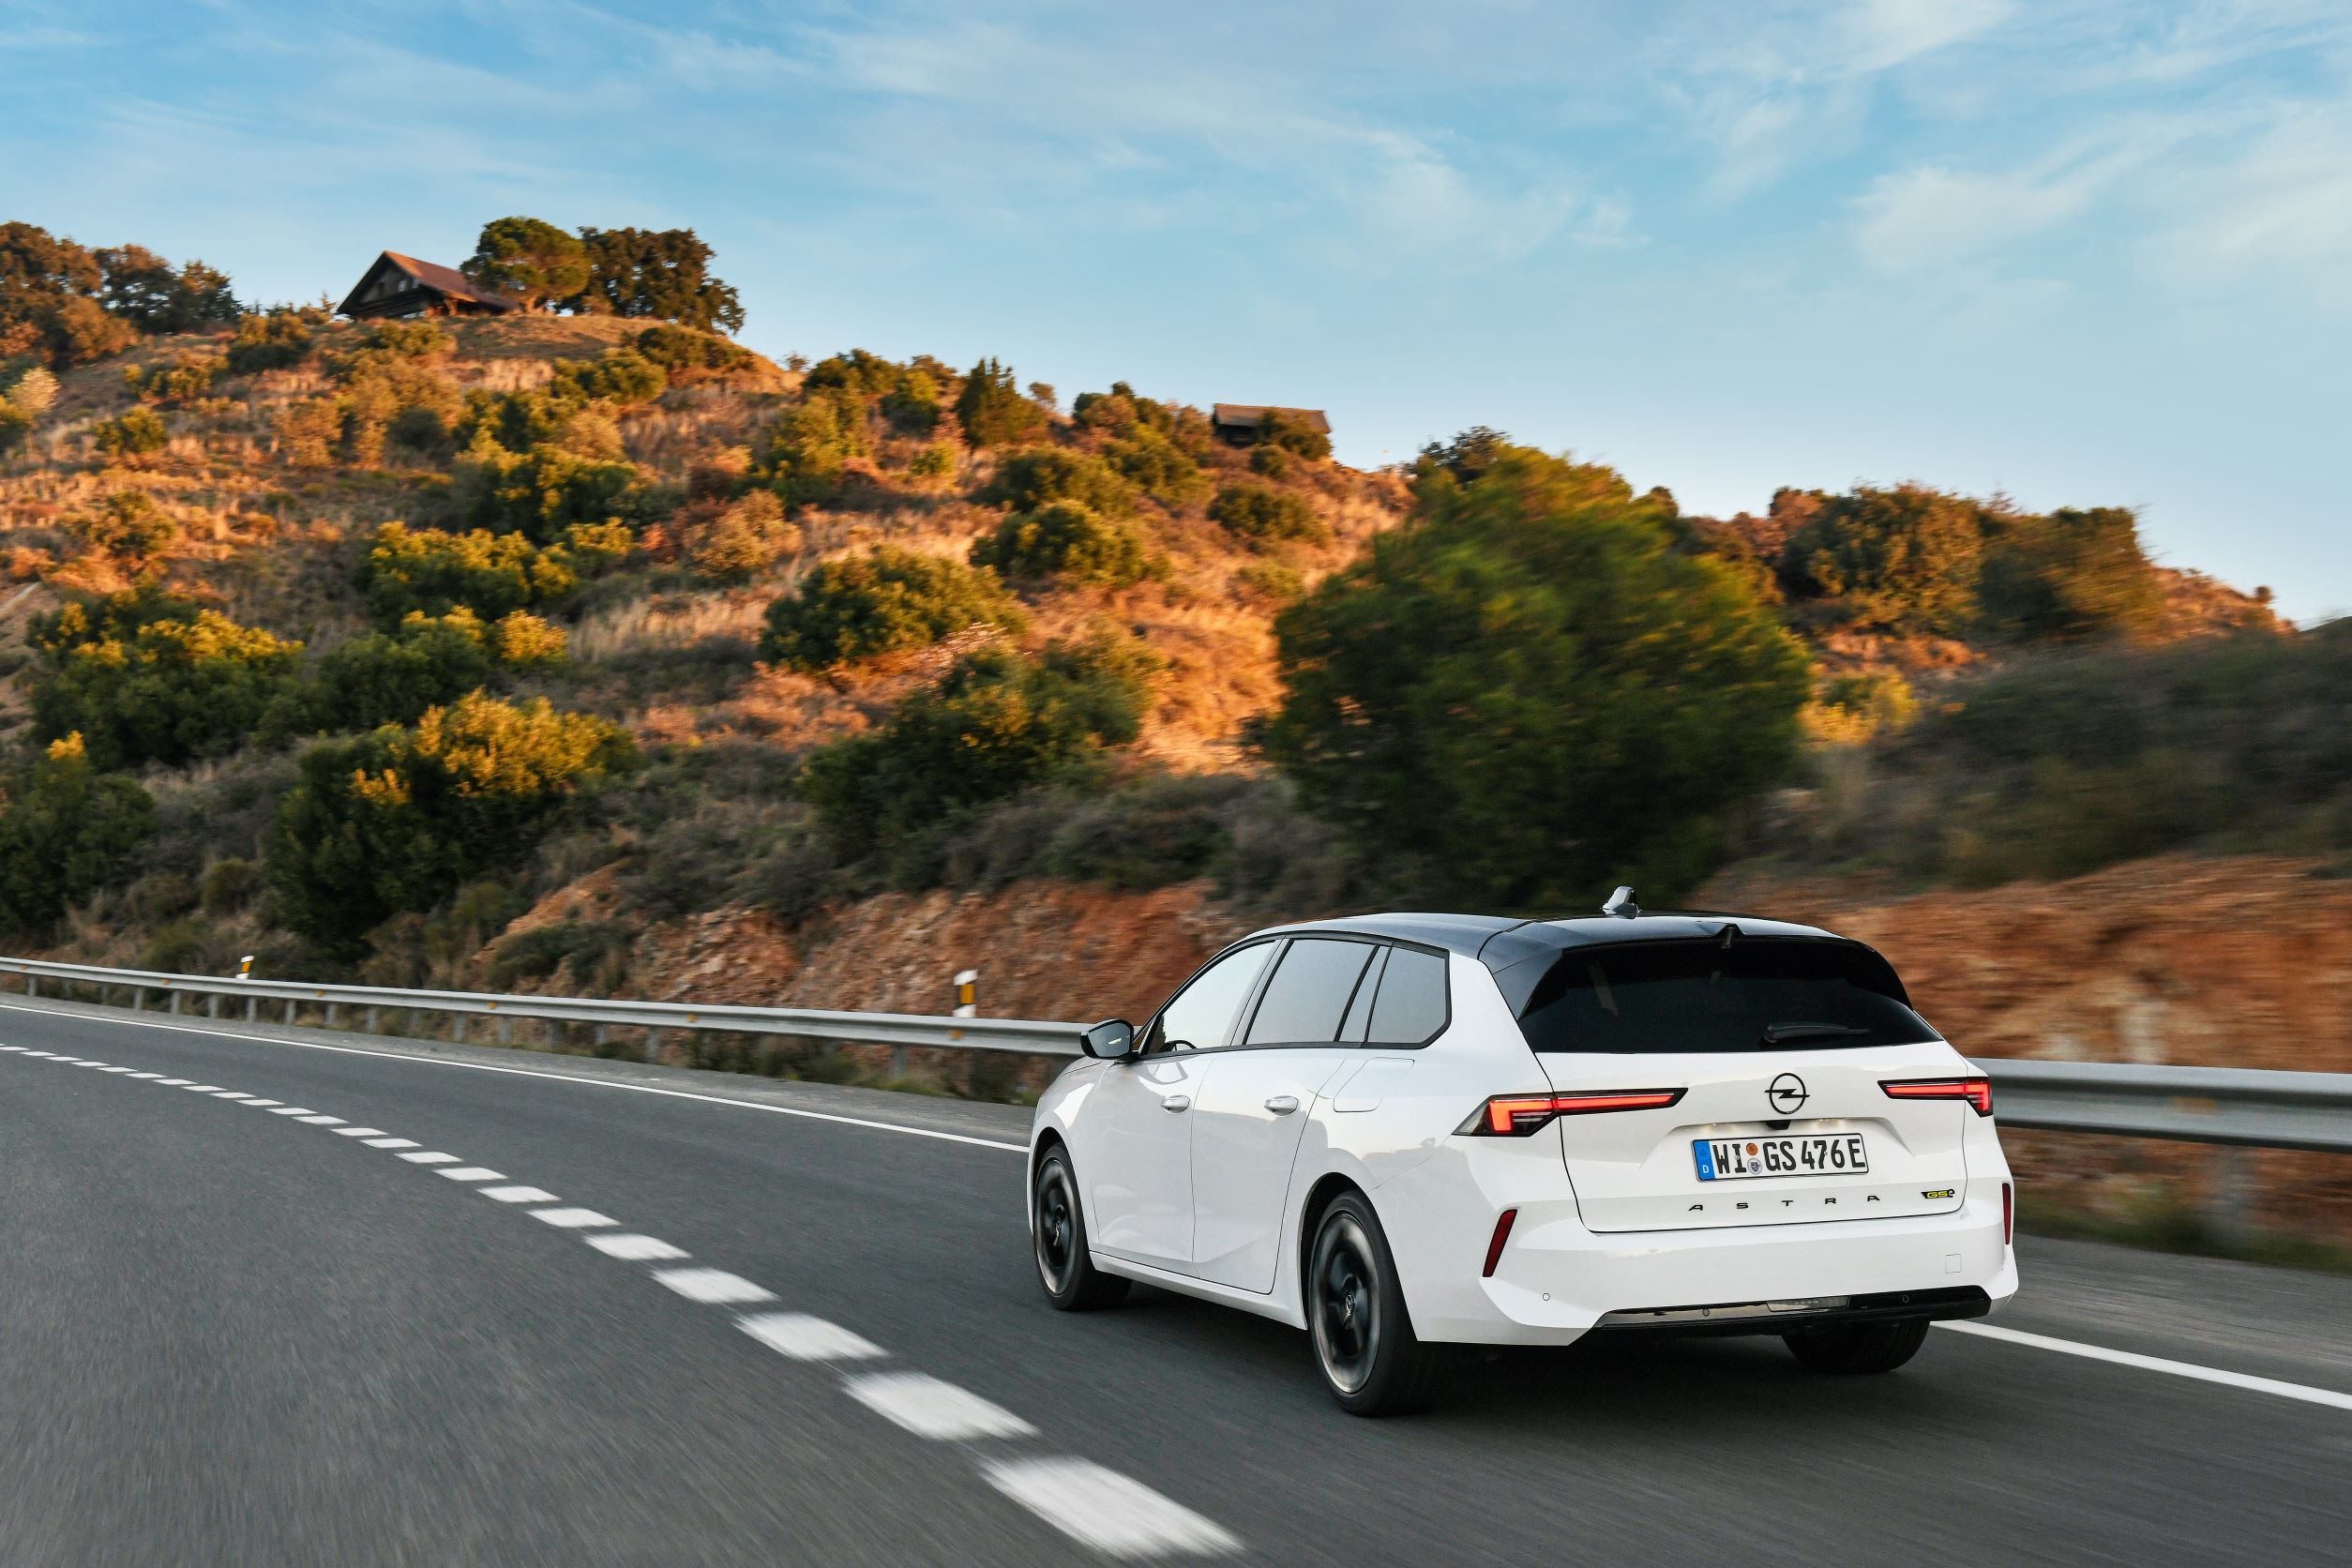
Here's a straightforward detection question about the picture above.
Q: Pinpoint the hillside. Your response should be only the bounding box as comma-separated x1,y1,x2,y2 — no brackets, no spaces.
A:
0,293,2296,1057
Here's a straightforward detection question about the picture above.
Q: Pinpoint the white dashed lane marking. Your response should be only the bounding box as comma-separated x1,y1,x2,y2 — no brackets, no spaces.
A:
653,1269,776,1305
984,1459,1241,1559
299,1115,343,1124
529,1208,616,1229
479,1185,558,1204
398,1152,461,1165
363,1137,419,1149
437,1168,505,1182
240,1098,282,1107
331,1126,385,1137
846,1372,1034,1440
737,1313,885,1363
585,1233,688,1261
266,1106,314,1115
101,1066,137,1074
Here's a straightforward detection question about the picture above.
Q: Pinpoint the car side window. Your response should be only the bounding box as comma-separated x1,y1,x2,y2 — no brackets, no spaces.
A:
1243,939,1377,1047
1364,947,1449,1045
1338,946,1388,1043
1148,942,1276,1054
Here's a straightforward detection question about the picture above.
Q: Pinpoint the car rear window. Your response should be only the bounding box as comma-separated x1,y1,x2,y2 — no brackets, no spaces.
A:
1515,938,1938,1054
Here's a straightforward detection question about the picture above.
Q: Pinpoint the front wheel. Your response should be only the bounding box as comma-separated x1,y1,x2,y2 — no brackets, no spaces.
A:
1033,1147,1129,1311
1307,1193,1447,1415
1784,1317,1931,1374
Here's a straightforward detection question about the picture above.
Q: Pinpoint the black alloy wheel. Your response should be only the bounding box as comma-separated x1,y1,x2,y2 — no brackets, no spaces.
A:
1306,1193,1448,1415
1033,1147,1129,1311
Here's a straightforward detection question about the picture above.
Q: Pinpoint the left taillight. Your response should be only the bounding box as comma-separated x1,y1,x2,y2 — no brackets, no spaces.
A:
1880,1076,1993,1116
1457,1088,1685,1137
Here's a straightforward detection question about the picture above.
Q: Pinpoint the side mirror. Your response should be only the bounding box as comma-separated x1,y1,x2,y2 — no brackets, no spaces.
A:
1079,1018,1137,1061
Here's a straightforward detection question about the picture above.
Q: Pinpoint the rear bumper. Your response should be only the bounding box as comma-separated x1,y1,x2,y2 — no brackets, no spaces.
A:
1392,1179,2017,1346
1591,1284,1991,1338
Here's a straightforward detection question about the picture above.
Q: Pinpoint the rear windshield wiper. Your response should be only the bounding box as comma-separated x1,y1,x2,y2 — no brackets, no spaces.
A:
1761,1021,1872,1045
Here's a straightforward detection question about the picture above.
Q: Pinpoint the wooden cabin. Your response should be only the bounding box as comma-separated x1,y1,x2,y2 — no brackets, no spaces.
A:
1211,403,1331,446
337,251,520,321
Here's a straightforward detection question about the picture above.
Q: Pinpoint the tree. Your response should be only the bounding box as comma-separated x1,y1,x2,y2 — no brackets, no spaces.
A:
979,446,1138,515
29,593,305,770
1976,505,2164,642
357,520,599,625
1209,482,1323,546
270,693,637,954
0,734,155,934
570,227,745,332
463,218,590,312
759,546,1027,671
1256,444,1811,905
96,246,238,333
971,500,1157,588
1255,408,1331,460
1778,483,1987,634
954,356,1047,446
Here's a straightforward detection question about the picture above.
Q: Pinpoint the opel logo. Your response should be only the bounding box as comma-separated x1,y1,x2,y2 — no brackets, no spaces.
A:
1767,1073,1809,1115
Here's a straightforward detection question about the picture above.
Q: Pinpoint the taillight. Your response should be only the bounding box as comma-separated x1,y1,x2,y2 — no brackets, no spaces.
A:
1880,1077,1993,1116
1482,1209,1517,1277
1457,1088,1685,1136
2002,1182,2013,1245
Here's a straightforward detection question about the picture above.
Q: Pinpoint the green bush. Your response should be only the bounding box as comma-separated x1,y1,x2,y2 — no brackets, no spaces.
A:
270,692,638,954
364,320,452,358
981,446,1138,516
799,635,1157,857
804,349,902,397
201,856,263,913
1248,444,1294,481
29,593,305,770
357,520,610,625
225,310,314,373
457,434,645,543
971,500,1156,588
1254,408,1331,460
1778,484,1987,634
907,442,957,483
688,490,802,580
759,389,869,505
266,609,531,738
635,324,751,376
64,490,178,563
0,733,156,934
1255,444,1810,905
882,368,942,432
547,349,667,406
95,405,169,460
1105,430,1210,508
1209,482,1323,546
124,354,225,404
1976,505,2164,642
760,547,1027,670
954,356,1047,447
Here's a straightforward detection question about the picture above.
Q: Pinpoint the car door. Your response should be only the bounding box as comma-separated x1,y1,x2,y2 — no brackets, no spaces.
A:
1187,938,1380,1292
1083,941,1276,1271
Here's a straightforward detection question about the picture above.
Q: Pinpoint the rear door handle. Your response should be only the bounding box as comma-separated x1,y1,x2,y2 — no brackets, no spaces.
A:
1161,1094,1191,1113
1264,1095,1300,1115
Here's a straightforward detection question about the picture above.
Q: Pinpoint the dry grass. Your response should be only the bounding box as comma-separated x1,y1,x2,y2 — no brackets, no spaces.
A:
570,588,772,663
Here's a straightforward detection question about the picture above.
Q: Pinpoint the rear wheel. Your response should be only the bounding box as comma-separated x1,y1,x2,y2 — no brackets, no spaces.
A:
1784,1316,1931,1374
1307,1193,1447,1415
1033,1146,1129,1311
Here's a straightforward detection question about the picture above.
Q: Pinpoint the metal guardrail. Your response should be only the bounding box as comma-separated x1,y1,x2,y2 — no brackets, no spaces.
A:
1,955,2347,1152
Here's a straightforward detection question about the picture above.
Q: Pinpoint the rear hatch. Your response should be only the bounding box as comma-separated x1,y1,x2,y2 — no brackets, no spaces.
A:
1515,936,1974,1233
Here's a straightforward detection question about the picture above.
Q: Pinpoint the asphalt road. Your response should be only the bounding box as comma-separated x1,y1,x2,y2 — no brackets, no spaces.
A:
3,995,2347,1565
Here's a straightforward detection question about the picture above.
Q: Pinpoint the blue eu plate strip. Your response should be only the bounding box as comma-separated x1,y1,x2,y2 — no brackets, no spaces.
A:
1693,1139,1717,1181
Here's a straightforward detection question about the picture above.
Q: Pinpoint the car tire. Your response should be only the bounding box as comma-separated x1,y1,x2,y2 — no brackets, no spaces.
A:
1784,1316,1932,1374
1032,1146,1129,1312
1307,1193,1448,1416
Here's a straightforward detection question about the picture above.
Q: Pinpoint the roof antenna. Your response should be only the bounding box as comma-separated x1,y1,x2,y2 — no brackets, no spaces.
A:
1603,885,1640,919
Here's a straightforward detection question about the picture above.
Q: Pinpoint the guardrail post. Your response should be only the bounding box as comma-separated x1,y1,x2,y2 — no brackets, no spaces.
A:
644,1029,662,1065
454,1013,468,1044
2207,1147,2254,1246
245,996,257,1023
890,1045,909,1080
284,999,296,1026
132,987,145,1012
24,974,34,998
207,993,219,1018
168,990,180,1016
367,1005,380,1033
325,1003,339,1030
498,1016,512,1045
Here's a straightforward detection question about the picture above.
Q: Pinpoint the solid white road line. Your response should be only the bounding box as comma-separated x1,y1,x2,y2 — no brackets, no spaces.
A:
331,1126,385,1137
737,1312,884,1363
983,1458,1241,1559
478,1185,558,1204
363,1138,419,1149
584,1233,688,1261
0,1000,1027,1153
529,1208,617,1229
652,1268,776,1304
845,1372,1034,1440
398,1151,461,1165
437,1167,505,1182
1937,1321,2352,1412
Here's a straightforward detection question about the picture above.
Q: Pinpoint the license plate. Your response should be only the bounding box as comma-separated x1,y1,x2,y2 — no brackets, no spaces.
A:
1695,1133,1868,1181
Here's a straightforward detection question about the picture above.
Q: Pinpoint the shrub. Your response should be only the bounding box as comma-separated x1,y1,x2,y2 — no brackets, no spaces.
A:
804,349,902,397
687,490,802,580
1976,505,2164,642
971,500,1156,588
954,356,1047,446
1105,430,1210,508
225,310,314,374
95,406,169,460
759,547,1027,670
357,521,588,625
272,611,501,737
459,435,644,543
799,635,1156,856
0,401,29,452
5,365,58,417
980,446,1138,516
0,734,156,934
1779,483,1987,634
1254,407,1331,460
493,610,568,668
1255,444,1810,905
1209,482,1323,546
546,349,667,407
124,354,225,404
635,324,751,377
63,490,178,563
1248,444,1294,481
759,389,869,505
1802,671,1918,746
200,856,264,913
365,320,452,358
1233,559,1305,606
276,398,340,466
270,692,638,954
29,594,304,770
882,368,942,432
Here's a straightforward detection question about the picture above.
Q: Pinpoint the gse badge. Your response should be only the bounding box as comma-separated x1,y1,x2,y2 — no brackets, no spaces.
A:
1922,1188,1955,1199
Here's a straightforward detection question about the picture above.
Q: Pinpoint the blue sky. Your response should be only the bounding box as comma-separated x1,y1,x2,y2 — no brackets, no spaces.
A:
6,0,2348,619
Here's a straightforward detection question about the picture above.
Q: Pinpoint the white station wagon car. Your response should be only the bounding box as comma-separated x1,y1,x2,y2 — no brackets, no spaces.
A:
1027,894,2016,1413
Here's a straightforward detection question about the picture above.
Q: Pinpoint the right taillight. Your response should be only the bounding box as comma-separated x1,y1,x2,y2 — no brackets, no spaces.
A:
1880,1076,1993,1116
1457,1088,1686,1137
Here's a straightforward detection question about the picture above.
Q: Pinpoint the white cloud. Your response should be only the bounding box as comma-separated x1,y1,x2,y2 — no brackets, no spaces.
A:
2145,102,2352,307
1843,0,2015,74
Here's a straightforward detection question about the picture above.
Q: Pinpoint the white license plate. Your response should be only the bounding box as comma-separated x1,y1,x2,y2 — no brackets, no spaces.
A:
1695,1133,1868,1181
